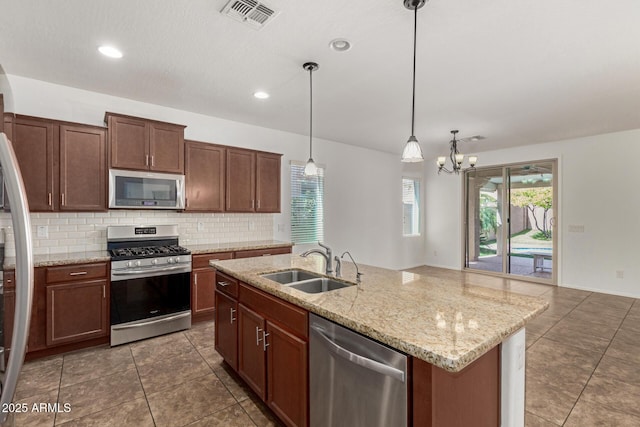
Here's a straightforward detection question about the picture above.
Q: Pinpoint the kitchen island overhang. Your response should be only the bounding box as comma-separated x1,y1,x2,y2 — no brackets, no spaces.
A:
210,254,548,426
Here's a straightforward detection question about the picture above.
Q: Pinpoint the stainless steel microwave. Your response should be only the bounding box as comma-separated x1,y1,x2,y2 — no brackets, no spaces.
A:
108,169,185,210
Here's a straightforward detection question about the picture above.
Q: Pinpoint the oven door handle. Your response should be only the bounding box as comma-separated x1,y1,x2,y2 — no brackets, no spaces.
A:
111,265,191,275
111,312,191,330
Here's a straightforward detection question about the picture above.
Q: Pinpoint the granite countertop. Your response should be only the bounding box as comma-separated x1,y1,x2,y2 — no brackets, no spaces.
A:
3,250,111,270
210,254,548,373
185,240,293,255
2,240,294,270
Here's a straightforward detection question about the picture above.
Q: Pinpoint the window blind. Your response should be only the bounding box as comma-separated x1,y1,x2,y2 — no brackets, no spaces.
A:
290,163,325,244
403,178,420,236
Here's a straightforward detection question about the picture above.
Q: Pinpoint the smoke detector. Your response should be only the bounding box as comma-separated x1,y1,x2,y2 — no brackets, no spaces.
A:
221,0,279,30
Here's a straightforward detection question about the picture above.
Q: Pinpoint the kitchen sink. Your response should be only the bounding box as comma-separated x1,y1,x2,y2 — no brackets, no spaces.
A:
261,269,323,284
287,278,353,294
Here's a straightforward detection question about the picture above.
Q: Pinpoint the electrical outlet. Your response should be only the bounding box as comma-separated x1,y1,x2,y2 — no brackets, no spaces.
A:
277,223,284,232
37,225,48,238
616,270,624,279
433,250,438,256
568,225,585,233
249,221,256,231
197,222,204,232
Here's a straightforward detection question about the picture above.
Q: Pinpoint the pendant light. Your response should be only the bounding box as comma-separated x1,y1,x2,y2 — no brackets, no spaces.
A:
303,62,319,176
401,0,427,163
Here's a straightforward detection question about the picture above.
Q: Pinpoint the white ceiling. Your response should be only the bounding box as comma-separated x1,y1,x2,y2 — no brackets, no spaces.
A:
1,0,639,158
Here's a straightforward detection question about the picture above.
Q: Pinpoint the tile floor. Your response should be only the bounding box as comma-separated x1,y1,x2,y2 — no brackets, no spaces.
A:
12,266,640,426
12,321,282,427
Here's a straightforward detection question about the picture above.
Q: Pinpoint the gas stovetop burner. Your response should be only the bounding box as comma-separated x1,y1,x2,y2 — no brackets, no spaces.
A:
109,245,191,261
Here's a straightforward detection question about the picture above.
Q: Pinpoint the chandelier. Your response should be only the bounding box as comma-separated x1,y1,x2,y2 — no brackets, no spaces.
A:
436,130,478,174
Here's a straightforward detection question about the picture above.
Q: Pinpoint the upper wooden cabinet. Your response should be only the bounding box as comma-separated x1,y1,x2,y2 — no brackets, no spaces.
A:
105,112,185,174
185,140,226,212
10,116,107,212
226,148,281,213
59,125,107,211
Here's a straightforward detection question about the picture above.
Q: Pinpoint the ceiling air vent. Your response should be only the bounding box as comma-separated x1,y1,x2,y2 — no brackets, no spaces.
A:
221,0,279,30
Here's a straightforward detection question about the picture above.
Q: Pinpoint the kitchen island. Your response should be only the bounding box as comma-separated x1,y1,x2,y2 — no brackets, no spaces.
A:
210,254,548,427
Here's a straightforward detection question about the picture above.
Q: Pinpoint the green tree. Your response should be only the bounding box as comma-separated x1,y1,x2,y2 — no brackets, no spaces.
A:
510,187,553,238
479,193,498,238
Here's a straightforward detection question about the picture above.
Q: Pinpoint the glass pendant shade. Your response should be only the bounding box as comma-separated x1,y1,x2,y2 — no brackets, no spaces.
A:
401,136,424,162
304,157,318,176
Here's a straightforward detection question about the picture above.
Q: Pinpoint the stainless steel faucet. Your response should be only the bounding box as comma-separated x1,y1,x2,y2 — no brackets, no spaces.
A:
300,241,333,275
341,251,362,283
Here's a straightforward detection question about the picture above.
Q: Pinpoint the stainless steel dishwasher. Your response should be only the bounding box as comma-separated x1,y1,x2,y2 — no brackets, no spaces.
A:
309,314,408,427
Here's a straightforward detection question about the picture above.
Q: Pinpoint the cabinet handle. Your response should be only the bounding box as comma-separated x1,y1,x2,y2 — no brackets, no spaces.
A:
251,200,255,209
217,281,229,287
151,155,154,167
103,284,106,299
263,331,270,351
48,193,52,206
256,326,263,346
69,271,88,276
61,193,65,206
257,199,260,209
261,254,271,257
145,155,149,166
230,308,236,324
194,275,198,286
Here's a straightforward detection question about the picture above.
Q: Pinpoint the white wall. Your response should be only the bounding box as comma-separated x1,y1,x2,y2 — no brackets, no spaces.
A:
425,128,640,298
5,75,424,269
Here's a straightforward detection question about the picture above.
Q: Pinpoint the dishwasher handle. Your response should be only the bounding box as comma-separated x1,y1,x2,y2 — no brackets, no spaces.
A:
311,325,405,383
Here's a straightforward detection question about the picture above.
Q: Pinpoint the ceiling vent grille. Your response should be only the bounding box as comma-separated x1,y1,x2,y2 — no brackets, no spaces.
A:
221,0,279,30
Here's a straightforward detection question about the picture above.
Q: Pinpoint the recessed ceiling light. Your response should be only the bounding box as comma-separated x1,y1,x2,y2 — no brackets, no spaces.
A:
469,135,486,142
329,38,352,52
98,45,123,58
253,91,270,99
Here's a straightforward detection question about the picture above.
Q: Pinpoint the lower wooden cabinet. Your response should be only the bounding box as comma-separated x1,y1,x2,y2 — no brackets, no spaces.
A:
214,290,238,370
46,279,108,346
238,304,267,399
192,252,234,322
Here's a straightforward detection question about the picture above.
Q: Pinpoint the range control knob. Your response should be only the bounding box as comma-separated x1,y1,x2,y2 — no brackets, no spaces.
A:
135,260,142,267
126,261,134,268
174,257,181,264
167,257,175,264
151,259,158,265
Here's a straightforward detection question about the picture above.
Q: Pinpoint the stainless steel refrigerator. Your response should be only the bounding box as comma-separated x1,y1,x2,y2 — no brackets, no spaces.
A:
0,132,34,427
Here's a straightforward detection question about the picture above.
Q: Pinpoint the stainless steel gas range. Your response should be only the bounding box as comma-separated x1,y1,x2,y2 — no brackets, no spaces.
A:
107,225,192,346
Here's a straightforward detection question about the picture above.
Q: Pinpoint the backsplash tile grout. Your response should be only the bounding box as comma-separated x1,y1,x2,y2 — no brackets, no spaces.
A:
0,211,274,257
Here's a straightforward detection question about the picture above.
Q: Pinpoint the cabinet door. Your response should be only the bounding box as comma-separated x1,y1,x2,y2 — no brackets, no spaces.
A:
108,115,149,171
46,279,108,346
59,125,107,211
185,141,225,211
256,152,281,213
215,291,238,370
13,117,55,211
267,321,308,427
226,148,255,212
149,122,184,173
238,303,266,399
192,269,215,316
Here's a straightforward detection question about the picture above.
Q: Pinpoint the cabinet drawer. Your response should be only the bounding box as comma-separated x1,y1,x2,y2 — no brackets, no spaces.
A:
239,282,307,338
234,247,291,259
215,270,239,298
46,263,108,284
193,252,234,269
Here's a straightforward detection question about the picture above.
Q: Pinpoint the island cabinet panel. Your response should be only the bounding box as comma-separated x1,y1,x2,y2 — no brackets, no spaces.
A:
255,152,281,213
412,345,500,427
12,116,55,211
266,321,308,427
106,113,185,174
214,290,238,370
46,279,108,346
59,125,107,211
226,148,256,212
238,303,267,400
185,141,226,212
238,282,308,427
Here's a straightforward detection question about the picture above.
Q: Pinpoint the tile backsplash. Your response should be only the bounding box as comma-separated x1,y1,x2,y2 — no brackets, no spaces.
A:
0,211,274,257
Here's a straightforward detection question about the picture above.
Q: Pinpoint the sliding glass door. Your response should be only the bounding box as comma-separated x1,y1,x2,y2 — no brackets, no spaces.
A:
465,160,556,283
